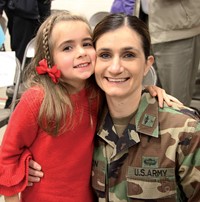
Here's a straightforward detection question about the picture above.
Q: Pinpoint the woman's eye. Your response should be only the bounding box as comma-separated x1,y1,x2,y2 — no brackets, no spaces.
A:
124,52,135,58
98,53,111,59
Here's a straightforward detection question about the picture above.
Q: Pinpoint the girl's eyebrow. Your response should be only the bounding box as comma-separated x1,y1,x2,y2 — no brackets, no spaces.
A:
82,37,93,42
58,37,92,47
57,40,73,49
62,37,92,44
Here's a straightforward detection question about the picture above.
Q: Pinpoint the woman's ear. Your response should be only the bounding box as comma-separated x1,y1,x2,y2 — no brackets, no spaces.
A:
144,55,154,76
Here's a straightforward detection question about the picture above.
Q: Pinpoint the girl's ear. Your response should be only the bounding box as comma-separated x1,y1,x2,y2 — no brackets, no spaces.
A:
144,55,154,76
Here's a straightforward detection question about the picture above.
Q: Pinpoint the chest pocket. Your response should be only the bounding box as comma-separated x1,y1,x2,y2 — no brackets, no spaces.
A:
126,166,177,201
91,160,106,192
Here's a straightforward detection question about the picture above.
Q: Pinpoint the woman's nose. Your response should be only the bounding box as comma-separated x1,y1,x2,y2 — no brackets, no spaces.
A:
108,57,123,74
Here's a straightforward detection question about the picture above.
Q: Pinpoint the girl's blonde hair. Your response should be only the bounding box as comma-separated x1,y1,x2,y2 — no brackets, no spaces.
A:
24,10,98,136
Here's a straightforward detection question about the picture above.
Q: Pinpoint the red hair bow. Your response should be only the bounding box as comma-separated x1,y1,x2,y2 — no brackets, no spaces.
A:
36,59,61,83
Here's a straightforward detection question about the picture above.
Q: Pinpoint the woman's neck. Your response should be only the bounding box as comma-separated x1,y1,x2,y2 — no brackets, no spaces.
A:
106,88,142,118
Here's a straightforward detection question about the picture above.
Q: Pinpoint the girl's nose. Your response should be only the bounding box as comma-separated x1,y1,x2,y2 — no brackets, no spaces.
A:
77,46,87,58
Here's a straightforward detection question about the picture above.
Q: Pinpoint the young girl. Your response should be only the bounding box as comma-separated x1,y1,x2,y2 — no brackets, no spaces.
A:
0,11,99,202
0,11,179,202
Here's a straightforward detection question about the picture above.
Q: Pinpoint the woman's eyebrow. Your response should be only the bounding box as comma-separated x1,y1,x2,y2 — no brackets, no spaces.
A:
122,46,138,51
96,48,110,52
96,47,139,52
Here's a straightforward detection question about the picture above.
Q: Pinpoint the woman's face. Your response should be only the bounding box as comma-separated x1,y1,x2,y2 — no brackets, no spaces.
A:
51,20,96,92
95,26,153,99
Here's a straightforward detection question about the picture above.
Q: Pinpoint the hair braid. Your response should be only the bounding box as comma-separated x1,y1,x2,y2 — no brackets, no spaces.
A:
42,15,58,68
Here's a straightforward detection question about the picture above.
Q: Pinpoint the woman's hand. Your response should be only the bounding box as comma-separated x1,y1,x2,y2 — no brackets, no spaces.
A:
145,85,183,108
4,194,20,202
28,159,44,186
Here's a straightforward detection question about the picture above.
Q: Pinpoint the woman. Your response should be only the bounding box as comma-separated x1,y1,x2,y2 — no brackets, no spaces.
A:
91,13,200,201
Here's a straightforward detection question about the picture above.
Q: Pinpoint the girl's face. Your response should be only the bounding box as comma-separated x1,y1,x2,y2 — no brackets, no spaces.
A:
51,21,96,92
95,26,154,99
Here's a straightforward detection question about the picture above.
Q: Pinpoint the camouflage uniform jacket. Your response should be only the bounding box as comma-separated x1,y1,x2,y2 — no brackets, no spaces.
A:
92,92,200,202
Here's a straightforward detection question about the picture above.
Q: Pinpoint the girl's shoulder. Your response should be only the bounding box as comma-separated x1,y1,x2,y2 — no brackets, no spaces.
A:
22,86,44,98
20,86,44,107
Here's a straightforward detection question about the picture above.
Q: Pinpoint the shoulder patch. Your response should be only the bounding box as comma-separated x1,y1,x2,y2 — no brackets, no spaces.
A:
142,114,156,127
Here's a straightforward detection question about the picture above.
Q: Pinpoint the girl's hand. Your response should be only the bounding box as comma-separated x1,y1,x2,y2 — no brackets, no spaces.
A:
145,85,183,108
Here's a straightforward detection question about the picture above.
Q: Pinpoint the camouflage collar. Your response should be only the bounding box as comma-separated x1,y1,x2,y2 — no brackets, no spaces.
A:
135,93,159,138
97,93,159,148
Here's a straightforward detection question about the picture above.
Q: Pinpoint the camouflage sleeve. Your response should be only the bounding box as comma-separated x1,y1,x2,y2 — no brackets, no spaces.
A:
178,120,200,201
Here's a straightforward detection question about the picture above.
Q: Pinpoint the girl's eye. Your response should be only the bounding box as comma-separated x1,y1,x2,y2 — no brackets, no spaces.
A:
63,46,72,51
98,52,111,59
83,42,93,47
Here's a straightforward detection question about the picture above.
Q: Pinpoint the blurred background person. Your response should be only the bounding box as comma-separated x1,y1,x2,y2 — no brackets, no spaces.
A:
134,0,200,106
0,0,52,63
0,0,52,108
110,0,135,15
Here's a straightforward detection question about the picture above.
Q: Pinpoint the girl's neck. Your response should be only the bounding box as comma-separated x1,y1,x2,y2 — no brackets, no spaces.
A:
67,83,86,94
106,88,142,118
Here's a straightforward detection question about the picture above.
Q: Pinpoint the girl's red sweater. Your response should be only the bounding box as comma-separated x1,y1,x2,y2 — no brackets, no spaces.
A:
0,87,98,202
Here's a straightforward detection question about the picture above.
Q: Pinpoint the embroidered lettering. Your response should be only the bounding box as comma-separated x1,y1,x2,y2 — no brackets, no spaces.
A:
134,168,167,177
128,167,174,179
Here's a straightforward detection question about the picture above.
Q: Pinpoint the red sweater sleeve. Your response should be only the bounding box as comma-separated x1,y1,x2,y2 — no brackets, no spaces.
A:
0,87,43,196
